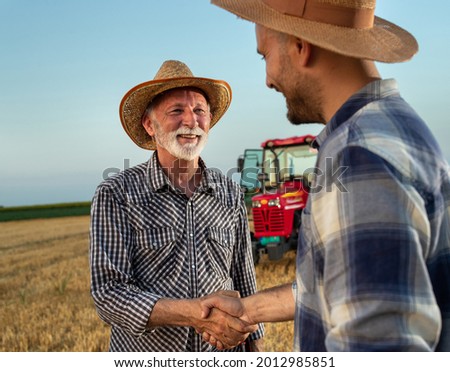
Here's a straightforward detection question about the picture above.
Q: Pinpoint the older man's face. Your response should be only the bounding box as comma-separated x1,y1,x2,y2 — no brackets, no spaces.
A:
144,88,212,161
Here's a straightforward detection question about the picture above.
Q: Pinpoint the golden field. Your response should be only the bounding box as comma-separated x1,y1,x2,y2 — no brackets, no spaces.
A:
0,216,295,352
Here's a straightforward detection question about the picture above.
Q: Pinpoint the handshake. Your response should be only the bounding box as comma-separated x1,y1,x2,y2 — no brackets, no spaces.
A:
194,284,294,350
196,290,259,351
150,284,293,351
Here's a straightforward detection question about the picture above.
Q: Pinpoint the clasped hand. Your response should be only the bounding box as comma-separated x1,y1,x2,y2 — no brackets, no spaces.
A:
197,290,255,350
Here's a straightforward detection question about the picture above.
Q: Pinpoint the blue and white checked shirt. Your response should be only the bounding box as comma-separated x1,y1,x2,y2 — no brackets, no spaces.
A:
90,153,263,351
294,79,450,351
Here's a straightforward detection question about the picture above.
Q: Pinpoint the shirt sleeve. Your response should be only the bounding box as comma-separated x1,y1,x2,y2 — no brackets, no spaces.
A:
313,146,441,351
231,191,265,341
89,182,162,337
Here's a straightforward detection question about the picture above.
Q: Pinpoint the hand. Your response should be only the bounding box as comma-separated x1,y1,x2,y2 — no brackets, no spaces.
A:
196,307,257,350
200,291,254,324
199,291,256,349
148,294,257,350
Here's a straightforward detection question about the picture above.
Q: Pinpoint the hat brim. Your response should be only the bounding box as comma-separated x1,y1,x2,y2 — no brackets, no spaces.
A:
212,0,418,63
120,77,232,150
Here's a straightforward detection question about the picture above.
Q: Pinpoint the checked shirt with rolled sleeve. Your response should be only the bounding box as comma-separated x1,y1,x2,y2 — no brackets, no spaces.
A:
294,79,450,351
90,153,264,351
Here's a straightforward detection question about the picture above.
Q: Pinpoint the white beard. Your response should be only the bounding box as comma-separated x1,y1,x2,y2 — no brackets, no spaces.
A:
153,122,208,161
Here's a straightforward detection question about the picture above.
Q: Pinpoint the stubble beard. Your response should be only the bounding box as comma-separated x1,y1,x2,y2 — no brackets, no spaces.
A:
277,54,325,125
285,77,325,125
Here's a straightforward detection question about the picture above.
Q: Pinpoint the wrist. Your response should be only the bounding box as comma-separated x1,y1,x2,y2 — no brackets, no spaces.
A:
241,296,256,324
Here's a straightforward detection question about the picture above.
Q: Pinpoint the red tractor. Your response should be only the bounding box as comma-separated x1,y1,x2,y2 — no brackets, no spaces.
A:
238,135,317,263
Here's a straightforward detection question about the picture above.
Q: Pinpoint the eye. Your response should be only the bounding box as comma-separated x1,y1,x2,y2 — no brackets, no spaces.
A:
194,108,206,115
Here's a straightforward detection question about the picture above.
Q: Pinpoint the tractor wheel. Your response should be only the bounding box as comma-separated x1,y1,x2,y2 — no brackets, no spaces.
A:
251,241,260,265
289,210,303,249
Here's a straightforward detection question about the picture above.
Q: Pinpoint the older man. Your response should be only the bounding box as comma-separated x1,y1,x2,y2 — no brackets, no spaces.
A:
90,60,264,351
203,0,450,351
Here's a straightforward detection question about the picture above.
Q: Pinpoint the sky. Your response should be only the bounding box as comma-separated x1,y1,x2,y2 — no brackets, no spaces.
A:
1,0,449,207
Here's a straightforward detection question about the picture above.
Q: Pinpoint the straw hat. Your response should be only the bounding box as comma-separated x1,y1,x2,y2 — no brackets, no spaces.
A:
211,0,418,63
120,60,232,150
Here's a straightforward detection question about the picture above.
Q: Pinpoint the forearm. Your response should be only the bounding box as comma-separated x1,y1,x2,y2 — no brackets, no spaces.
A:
147,298,200,329
149,297,258,350
243,283,295,324
91,283,161,337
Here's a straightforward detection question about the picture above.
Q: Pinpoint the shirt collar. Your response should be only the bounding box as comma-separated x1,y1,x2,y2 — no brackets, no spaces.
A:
146,152,216,195
312,79,400,150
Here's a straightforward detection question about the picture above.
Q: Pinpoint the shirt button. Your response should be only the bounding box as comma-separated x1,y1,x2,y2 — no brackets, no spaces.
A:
191,265,195,269
189,233,194,237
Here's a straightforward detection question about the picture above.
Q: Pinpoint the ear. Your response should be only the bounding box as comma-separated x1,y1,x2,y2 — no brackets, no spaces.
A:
142,116,155,136
295,38,313,67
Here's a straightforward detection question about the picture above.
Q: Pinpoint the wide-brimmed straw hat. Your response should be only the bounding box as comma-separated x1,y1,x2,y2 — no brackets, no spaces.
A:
211,0,418,63
120,60,232,150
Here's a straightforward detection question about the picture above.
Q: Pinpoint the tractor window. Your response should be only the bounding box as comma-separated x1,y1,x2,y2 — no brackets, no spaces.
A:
283,146,317,181
240,149,263,191
263,144,317,187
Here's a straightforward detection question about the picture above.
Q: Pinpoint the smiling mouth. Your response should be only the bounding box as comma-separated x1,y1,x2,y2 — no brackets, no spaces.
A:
178,134,199,140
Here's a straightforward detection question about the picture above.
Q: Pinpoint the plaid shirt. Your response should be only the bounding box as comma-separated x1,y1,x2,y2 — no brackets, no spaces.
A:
294,79,450,351
90,153,263,351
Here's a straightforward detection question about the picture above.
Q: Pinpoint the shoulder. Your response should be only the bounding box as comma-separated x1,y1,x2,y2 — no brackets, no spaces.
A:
322,97,446,191
205,167,243,207
94,162,149,203
207,167,241,192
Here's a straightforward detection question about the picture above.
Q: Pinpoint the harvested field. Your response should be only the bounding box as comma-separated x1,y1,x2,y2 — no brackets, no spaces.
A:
0,216,294,352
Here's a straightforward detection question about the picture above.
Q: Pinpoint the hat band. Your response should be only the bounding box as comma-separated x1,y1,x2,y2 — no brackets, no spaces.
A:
262,0,375,29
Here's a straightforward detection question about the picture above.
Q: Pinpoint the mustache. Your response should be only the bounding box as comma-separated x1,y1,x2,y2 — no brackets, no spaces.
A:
174,127,206,136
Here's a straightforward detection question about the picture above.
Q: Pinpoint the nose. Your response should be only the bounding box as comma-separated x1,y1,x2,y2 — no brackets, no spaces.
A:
266,75,274,90
266,76,281,92
181,109,197,128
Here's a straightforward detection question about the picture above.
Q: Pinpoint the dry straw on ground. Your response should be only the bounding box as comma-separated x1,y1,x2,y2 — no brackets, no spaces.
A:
0,216,294,352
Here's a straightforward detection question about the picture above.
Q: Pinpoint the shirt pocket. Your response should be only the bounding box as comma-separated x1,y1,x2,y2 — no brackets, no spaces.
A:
133,227,177,284
206,226,235,278
135,227,176,249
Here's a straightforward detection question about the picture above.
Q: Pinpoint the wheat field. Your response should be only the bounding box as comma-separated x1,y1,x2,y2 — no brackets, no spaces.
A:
0,216,295,352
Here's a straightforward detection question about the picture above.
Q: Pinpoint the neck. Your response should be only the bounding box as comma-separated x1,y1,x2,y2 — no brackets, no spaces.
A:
318,51,381,122
156,149,202,198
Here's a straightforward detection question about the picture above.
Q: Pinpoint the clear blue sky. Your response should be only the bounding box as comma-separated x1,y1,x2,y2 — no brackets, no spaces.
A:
1,0,449,207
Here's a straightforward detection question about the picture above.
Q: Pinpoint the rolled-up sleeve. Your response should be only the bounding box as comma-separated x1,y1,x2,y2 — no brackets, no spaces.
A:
89,183,162,337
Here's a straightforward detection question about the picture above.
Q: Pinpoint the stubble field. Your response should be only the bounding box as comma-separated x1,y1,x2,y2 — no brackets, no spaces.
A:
0,216,295,352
